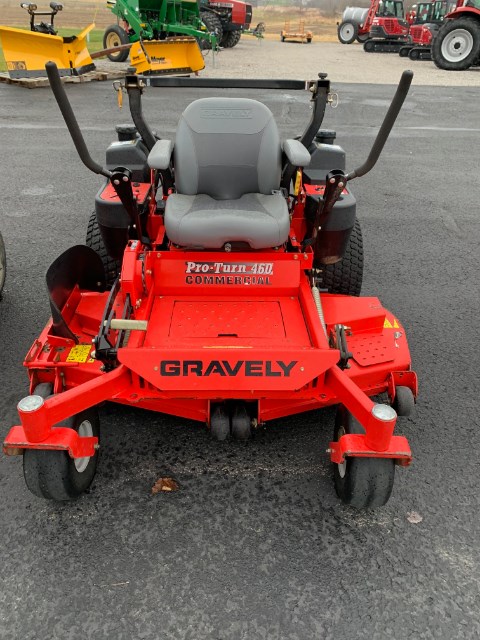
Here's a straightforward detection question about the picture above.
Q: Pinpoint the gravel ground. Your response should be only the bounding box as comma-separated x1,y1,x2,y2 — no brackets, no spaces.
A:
93,39,480,87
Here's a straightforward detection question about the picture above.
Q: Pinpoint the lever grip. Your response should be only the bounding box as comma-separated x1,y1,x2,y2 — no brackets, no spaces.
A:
45,62,111,178
346,70,413,181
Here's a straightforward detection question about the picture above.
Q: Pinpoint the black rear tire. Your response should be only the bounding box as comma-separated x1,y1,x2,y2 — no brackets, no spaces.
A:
103,25,130,63
23,408,100,501
333,407,395,509
409,47,420,60
432,17,480,70
220,30,241,48
85,211,121,287
317,219,364,296
199,11,223,50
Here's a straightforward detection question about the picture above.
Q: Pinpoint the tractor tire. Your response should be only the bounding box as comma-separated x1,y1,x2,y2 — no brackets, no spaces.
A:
0,231,5,297
220,30,241,48
103,25,130,63
306,37,312,43
86,211,121,287
317,219,364,296
23,407,100,501
338,21,358,45
399,45,411,57
199,11,223,50
333,407,395,509
356,33,369,43
432,17,480,70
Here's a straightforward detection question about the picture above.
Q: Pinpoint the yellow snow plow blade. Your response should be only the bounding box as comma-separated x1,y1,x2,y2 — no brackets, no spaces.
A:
129,37,204,75
0,23,95,79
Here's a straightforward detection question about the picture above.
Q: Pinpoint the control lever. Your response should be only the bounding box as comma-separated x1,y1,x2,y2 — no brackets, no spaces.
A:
303,71,413,252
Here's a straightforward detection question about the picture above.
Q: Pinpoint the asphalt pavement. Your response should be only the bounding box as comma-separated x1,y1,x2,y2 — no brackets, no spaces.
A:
0,78,479,639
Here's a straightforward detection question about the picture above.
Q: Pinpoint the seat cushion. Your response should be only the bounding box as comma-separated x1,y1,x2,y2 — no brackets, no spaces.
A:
164,192,290,249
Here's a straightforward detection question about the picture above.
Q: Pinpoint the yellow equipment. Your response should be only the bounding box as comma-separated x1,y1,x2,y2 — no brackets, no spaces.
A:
0,23,95,79
280,20,313,44
128,37,205,75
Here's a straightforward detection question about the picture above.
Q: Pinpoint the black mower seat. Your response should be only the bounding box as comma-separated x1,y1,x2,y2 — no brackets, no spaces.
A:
156,97,307,250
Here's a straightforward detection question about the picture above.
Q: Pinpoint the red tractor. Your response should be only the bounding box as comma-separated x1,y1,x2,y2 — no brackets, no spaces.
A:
4,65,418,509
337,0,407,45
432,0,480,69
201,0,253,48
399,0,455,59
363,0,411,51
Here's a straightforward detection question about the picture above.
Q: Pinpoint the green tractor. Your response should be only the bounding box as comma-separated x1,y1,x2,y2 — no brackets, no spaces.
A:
104,0,218,62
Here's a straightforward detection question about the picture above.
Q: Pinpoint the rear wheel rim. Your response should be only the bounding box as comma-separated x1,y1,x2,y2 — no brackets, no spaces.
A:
74,419,94,473
340,23,354,40
441,29,474,62
106,32,121,49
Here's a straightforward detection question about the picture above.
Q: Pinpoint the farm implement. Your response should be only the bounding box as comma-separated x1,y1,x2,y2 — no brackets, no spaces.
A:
0,2,95,79
3,66,418,508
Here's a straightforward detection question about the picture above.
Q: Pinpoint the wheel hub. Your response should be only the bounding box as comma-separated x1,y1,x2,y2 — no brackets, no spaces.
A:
341,24,354,40
441,29,474,62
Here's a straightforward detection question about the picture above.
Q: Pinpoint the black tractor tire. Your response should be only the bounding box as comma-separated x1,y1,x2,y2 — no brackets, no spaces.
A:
399,45,411,57
357,32,369,43
432,17,480,70
333,407,395,509
103,25,130,63
316,219,364,296
199,11,223,50
306,37,312,43
23,407,100,501
0,231,5,297
85,211,121,287
409,47,420,60
221,30,241,48
338,21,358,44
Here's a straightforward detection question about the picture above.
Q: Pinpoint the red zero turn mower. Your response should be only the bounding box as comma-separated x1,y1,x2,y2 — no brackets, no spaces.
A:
4,66,418,508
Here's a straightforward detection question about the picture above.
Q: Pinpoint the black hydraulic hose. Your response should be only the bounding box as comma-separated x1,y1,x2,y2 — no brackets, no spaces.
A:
346,70,413,181
45,62,111,178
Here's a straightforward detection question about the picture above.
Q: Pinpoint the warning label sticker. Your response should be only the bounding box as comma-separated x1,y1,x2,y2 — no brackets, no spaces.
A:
66,344,92,363
383,318,400,329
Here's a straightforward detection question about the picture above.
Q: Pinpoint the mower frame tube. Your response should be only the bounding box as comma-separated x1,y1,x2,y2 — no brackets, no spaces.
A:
6,366,130,454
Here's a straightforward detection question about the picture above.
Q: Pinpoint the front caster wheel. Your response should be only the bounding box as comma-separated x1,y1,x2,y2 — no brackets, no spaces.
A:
333,407,395,509
23,408,100,501
393,386,415,417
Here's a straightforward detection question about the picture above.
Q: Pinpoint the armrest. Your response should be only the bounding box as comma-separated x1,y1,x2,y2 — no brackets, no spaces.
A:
283,139,311,168
147,139,173,170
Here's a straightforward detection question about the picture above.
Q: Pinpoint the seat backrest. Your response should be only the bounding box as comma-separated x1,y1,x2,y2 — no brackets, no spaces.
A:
174,97,281,200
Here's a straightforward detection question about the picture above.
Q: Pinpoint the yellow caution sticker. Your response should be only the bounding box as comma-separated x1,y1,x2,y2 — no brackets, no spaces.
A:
66,344,92,363
384,318,401,329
